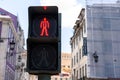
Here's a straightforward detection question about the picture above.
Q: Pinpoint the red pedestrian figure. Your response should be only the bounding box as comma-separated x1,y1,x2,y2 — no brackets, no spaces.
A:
40,17,50,36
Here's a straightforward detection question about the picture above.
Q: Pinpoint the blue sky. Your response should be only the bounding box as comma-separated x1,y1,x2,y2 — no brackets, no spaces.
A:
0,0,83,53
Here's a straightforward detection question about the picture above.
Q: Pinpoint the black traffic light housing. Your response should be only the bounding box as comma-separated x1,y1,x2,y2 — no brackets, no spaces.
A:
27,6,61,75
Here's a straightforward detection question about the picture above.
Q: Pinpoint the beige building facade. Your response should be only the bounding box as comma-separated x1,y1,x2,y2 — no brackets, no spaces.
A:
51,53,71,80
70,8,87,80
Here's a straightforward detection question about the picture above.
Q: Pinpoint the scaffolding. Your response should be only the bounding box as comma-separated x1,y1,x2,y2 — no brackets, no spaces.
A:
85,0,120,78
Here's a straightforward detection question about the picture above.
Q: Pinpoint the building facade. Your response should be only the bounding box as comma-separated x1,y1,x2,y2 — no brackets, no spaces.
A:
20,50,38,80
29,75,38,80
70,1,120,80
51,53,71,80
0,8,25,80
70,8,87,80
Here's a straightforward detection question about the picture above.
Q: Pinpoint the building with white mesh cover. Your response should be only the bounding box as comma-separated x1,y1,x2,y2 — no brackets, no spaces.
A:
71,0,120,80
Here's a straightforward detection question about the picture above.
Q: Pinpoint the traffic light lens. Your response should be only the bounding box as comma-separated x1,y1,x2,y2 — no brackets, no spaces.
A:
32,16,57,37
40,17,50,37
30,44,57,70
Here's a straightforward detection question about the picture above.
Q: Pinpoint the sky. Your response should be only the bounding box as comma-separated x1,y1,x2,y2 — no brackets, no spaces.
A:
0,0,85,53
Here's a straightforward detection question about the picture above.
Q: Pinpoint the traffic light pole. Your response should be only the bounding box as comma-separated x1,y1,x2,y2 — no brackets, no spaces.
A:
38,75,51,80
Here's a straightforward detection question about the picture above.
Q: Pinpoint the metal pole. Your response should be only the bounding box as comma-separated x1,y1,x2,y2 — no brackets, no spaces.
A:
38,75,51,80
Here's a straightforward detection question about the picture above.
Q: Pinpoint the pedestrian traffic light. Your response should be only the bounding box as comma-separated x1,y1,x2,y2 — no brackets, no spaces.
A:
27,6,61,75
28,6,58,38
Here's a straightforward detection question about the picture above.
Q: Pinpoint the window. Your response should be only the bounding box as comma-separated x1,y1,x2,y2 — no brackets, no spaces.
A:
73,41,75,49
68,66,70,68
71,43,73,52
80,68,81,78
74,69,76,76
72,58,73,68
79,49,81,60
79,31,81,41
83,21,86,33
76,52,78,63
85,64,87,76
55,78,57,80
74,56,75,65
76,36,78,46
74,39,76,49
82,66,84,77
77,70,78,79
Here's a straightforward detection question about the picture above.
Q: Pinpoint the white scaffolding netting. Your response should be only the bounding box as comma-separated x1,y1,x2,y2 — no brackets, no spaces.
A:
86,0,120,78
